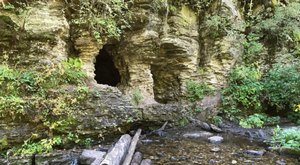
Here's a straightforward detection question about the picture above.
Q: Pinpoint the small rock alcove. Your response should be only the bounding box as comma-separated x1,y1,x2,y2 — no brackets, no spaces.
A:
94,46,121,86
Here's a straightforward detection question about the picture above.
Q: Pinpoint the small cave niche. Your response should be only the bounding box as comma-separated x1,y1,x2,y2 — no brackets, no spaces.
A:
94,46,121,86
151,65,180,104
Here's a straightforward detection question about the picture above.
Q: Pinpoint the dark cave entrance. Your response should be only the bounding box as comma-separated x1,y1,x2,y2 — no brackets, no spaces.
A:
94,46,121,86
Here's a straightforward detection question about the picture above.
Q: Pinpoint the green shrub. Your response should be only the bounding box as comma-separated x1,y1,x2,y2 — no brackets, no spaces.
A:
186,80,212,102
239,113,280,128
242,33,265,64
132,88,143,105
222,65,263,120
211,116,223,125
288,112,300,125
263,62,300,112
256,3,300,46
204,15,231,38
0,58,91,154
269,126,300,150
15,137,62,154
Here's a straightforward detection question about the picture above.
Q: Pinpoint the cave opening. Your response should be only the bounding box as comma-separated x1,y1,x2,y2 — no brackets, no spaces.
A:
94,46,121,86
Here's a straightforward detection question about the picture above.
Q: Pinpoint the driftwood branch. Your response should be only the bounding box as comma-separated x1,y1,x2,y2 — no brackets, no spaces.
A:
100,134,132,165
122,129,142,165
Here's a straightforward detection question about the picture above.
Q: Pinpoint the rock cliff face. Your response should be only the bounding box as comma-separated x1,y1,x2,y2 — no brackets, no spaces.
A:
0,0,243,146
72,0,243,104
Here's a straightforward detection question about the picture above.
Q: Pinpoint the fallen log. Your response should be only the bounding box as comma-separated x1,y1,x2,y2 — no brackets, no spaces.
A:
122,129,142,165
100,134,132,165
130,152,143,165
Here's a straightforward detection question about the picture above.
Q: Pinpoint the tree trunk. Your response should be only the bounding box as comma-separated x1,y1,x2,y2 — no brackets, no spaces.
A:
100,134,132,165
122,129,142,165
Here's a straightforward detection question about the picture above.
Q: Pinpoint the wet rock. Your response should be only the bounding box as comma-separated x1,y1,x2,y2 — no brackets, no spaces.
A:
244,160,254,163
210,147,221,152
79,149,106,165
178,156,188,161
243,150,265,157
131,152,143,164
231,160,237,164
208,136,224,144
210,124,223,133
200,122,212,131
183,131,213,138
140,159,152,165
276,159,286,165
208,159,216,164
170,156,177,161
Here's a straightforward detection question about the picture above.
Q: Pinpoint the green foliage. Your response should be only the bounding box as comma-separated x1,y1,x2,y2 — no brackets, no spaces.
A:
242,33,265,64
0,2,15,10
186,80,212,102
239,113,280,128
263,61,300,112
131,88,143,106
269,126,300,150
83,138,93,147
15,137,62,154
204,15,231,38
0,136,8,151
71,0,132,41
288,112,300,125
0,58,93,154
256,3,300,46
222,65,263,120
211,116,223,126
242,2,300,63
169,0,213,12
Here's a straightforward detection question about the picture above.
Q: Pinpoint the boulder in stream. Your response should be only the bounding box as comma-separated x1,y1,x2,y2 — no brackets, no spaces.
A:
208,136,224,144
183,131,213,138
243,150,265,157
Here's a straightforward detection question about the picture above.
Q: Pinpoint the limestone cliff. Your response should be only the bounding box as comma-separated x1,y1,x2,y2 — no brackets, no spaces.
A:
0,0,244,148
0,0,297,150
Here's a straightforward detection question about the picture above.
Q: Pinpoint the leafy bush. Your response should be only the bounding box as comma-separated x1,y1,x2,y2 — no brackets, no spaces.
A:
269,126,300,150
0,58,92,154
256,2,300,46
204,15,231,38
222,65,263,120
132,88,143,105
211,116,223,125
239,113,280,128
263,62,300,112
242,33,265,64
15,137,62,154
186,80,212,102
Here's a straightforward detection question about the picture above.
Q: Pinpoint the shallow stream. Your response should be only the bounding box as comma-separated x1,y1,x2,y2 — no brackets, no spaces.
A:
137,127,299,165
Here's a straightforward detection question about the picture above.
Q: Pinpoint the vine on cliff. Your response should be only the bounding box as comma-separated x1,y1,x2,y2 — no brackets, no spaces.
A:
69,0,132,41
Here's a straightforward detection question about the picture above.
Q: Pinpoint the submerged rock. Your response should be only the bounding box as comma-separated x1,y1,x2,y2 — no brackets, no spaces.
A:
183,131,213,138
210,147,221,152
276,160,286,165
208,136,224,144
231,160,237,164
242,150,265,157
140,159,152,165
210,124,223,133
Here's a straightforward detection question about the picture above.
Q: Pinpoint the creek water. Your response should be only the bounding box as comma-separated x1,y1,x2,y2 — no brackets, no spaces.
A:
137,127,299,165
1,126,299,164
